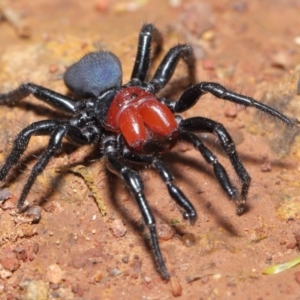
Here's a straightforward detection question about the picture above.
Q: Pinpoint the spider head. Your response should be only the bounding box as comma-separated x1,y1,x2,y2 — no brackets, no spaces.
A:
64,51,122,98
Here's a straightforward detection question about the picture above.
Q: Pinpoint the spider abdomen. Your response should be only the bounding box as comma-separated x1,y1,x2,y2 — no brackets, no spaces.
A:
104,86,178,152
64,51,122,98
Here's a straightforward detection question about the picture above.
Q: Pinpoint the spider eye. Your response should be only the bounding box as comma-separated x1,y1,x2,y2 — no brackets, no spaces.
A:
64,51,122,98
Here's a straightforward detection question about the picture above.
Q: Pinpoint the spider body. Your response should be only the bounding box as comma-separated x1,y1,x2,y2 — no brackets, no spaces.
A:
104,86,179,152
0,23,293,280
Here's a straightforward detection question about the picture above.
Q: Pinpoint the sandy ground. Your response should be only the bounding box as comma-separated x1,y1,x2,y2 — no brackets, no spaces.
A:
1,0,300,299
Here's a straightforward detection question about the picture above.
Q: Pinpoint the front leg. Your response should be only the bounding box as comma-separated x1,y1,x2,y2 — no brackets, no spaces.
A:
131,23,163,82
149,44,196,93
0,82,77,114
173,82,293,126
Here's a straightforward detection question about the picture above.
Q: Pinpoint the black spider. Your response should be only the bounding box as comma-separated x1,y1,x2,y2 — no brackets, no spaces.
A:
0,23,293,280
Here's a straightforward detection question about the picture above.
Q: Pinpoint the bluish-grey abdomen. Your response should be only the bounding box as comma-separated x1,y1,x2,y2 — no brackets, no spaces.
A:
64,51,122,98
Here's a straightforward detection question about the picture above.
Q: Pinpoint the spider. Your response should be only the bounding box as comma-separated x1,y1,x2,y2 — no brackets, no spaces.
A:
0,23,293,280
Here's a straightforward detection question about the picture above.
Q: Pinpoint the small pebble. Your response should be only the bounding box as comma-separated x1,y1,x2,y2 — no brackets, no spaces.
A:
32,243,39,254
295,271,300,285
177,142,192,152
93,271,103,282
271,52,290,69
0,267,12,279
294,36,300,45
202,30,215,41
46,264,64,284
201,276,209,284
24,280,48,300
182,232,196,247
49,64,58,73
110,219,127,237
95,0,109,12
202,58,215,70
224,106,238,118
231,1,248,12
71,284,78,293
13,245,27,261
157,223,174,241
275,179,281,185
110,268,122,276
144,276,152,283
265,252,273,261
130,257,142,278
49,283,59,290
260,162,272,172
286,241,297,249
1,200,15,210
169,0,181,7
170,276,182,297
0,255,20,272
141,170,151,181
0,188,11,202
24,205,42,224
122,255,129,264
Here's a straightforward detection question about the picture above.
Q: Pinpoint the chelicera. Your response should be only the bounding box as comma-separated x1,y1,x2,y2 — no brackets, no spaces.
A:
0,24,293,280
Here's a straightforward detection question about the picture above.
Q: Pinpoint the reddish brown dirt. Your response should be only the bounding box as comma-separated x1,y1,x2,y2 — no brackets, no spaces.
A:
1,1,300,299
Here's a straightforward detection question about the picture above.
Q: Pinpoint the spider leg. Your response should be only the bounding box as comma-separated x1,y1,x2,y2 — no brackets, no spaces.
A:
16,126,67,212
149,44,196,93
179,130,243,213
173,82,293,125
0,120,68,183
131,23,163,82
179,117,250,215
121,146,197,223
106,151,170,280
0,83,77,114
